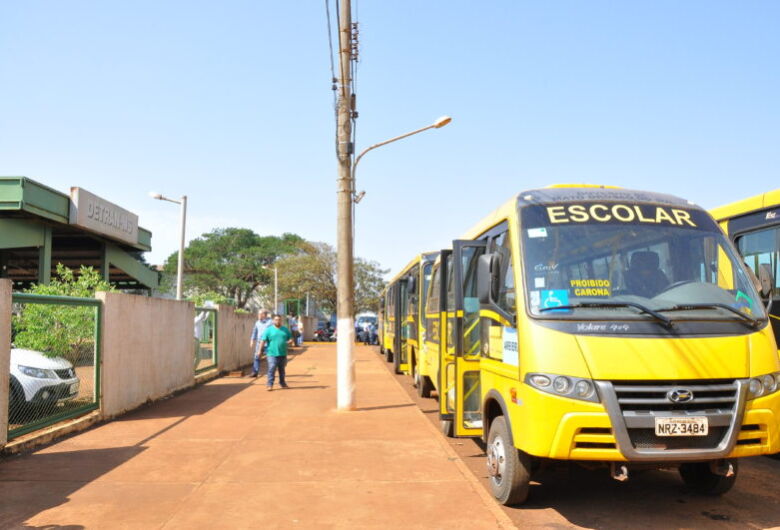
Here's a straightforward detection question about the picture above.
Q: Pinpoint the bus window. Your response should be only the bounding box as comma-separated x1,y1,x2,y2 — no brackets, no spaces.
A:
521,204,765,320
425,263,441,344
737,226,780,297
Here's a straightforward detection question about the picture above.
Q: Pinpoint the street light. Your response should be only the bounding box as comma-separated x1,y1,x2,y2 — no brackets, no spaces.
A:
149,191,188,300
336,115,452,411
351,116,452,201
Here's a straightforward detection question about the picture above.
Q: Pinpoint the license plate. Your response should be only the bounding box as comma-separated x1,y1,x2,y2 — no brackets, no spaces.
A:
69,382,79,395
655,417,708,436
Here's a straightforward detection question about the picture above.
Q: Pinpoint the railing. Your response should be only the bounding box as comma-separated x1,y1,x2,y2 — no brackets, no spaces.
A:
194,307,218,373
8,293,101,439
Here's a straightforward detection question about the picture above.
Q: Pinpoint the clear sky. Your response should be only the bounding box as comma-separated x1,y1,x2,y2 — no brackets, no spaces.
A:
1,2,779,276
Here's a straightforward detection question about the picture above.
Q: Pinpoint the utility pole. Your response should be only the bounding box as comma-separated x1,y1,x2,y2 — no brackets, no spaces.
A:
176,195,187,300
274,266,278,314
336,0,356,410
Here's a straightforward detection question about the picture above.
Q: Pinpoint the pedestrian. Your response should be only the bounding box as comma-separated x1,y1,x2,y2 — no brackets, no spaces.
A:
261,314,294,391
365,321,377,345
288,314,300,347
249,309,272,378
297,316,305,346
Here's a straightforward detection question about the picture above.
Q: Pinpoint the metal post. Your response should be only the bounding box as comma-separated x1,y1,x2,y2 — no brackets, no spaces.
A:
176,195,187,300
336,0,356,410
274,266,278,314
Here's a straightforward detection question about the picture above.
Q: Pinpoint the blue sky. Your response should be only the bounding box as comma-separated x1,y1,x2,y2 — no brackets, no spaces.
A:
1,1,779,276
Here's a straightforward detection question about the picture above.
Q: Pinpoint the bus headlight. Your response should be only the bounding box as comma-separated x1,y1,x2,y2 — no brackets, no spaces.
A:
553,376,572,394
747,372,780,400
525,372,600,403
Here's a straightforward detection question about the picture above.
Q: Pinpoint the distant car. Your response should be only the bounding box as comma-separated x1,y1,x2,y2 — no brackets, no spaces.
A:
9,347,80,414
355,314,377,343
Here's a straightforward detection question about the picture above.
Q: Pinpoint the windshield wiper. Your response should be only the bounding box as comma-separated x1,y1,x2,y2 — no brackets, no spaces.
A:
656,303,762,329
539,301,673,329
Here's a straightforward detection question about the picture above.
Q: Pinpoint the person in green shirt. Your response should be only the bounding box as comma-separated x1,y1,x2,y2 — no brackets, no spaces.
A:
260,314,294,390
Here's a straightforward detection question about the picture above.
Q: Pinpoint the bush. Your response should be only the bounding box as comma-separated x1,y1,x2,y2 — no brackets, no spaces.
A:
12,265,114,364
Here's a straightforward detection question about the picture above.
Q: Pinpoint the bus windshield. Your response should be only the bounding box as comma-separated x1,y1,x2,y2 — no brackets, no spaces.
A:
520,202,766,322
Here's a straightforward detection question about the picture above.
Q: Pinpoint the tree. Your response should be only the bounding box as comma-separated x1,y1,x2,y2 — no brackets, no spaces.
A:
13,265,114,363
276,242,387,315
354,258,388,313
165,228,304,308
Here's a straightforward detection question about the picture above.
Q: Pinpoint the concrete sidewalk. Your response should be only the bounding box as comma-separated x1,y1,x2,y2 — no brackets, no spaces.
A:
0,343,513,529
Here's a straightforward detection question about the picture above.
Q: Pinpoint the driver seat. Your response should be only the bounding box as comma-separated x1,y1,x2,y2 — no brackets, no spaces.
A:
625,251,669,298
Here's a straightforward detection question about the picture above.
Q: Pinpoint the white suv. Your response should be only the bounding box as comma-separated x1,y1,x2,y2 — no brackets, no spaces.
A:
9,347,80,415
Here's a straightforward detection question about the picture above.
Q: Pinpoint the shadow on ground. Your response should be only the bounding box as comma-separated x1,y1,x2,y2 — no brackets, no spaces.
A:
0,446,146,528
0,346,316,527
377,344,780,530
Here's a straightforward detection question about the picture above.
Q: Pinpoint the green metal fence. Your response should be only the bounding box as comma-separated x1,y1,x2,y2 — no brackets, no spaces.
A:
8,293,101,439
194,307,217,373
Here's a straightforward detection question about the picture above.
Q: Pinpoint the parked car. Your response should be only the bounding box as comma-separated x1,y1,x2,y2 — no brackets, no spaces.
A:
355,314,377,344
9,347,80,416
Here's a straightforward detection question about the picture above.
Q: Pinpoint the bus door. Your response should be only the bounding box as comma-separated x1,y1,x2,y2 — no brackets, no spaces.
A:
451,240,487,437
438,250,455,426
731,223,780,344
399,268,420,375
394,279,409,374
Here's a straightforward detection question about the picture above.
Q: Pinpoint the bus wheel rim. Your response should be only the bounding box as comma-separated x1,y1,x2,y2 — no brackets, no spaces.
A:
487,436,507,484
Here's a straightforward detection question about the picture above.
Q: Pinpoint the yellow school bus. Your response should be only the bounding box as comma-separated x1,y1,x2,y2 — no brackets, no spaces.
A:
379,252,438,375
711,190,780,348
432,184,779,505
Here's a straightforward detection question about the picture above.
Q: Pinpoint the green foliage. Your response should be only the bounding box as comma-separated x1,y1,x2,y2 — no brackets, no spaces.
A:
277,242,387,315
187,291,233,307
354,258,389,313
13,265,113,363
165,228,304,308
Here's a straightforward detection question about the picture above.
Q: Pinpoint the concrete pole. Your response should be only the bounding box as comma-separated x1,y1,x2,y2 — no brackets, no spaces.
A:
336,0,356,410
176,195,187,300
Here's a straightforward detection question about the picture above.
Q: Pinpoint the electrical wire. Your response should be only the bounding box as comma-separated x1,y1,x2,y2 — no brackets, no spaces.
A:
325,0,339,156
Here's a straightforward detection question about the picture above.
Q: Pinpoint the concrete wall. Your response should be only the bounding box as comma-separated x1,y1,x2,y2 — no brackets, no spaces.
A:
301,316,316,341
217,305,256,372
98,292,195,419
0,280,11,448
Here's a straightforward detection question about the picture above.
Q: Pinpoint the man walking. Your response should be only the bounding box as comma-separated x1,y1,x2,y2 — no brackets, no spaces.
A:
249,310,272,378
260,314,294,391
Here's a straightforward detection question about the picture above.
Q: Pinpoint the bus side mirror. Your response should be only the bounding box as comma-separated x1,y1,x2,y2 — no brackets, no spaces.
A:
407,276,417,295
478,253,516,326
478,253,500,304
758,263,774,298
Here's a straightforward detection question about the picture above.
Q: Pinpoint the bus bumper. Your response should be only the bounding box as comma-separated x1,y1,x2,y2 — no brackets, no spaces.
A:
518,387,780,462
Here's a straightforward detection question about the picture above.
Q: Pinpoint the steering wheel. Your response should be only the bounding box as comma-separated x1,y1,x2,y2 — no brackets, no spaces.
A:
656,280,697,295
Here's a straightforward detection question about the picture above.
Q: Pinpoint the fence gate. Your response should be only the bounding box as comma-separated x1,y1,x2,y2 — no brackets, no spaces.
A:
194,307,218,373
8,294,101,440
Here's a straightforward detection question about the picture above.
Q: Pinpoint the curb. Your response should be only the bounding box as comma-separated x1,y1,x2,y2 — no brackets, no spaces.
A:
377,351,516,529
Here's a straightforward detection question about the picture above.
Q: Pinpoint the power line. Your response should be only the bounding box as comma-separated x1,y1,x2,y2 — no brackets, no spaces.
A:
325,0,339,155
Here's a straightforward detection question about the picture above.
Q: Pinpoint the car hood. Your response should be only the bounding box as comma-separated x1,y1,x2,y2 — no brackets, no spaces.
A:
11,348,73,370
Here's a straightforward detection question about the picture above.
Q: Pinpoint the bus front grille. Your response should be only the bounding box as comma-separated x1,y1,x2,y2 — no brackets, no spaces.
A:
596,379,746,457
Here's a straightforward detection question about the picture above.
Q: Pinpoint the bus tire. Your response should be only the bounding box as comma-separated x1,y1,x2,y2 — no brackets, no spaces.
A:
440,419,453,437
487,416,531,505
385,347,393,363
679,461,738,496
416,371,433,398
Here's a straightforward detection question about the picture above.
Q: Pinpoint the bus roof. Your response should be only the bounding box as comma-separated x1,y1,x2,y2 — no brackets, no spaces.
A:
385,251,439,288
710,189,780,222
460,185,699,239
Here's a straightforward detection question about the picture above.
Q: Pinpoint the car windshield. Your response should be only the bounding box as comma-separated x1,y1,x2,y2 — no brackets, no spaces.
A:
521,201,766,322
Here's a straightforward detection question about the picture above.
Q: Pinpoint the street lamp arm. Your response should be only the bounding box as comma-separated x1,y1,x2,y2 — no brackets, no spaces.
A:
353,123,437,176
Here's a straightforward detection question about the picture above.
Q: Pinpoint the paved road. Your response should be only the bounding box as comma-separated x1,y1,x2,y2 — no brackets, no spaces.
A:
0,343,512,529
378,348,780,529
